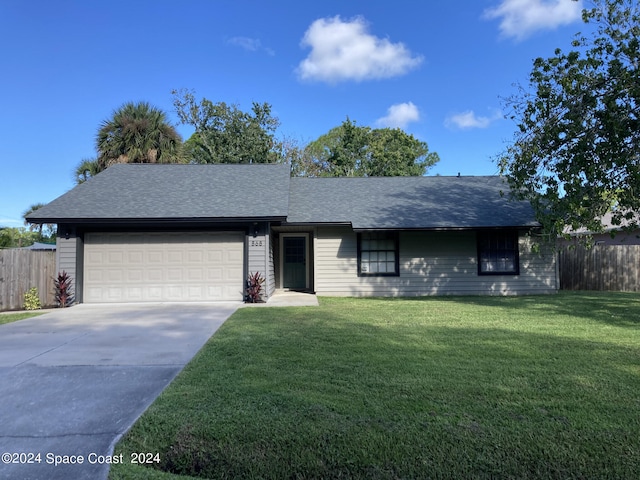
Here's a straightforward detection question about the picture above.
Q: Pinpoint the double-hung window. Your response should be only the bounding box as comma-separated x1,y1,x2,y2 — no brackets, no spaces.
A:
358,232,399,276
477,230,520,275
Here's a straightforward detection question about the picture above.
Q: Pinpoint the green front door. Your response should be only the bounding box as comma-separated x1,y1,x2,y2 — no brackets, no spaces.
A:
283,236,306,289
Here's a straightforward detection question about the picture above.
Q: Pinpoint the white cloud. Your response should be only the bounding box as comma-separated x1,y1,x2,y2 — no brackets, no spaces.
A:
296,16,423,83
484,0,583,40
445,110,502,129
376,102,420,129
227,36,274,56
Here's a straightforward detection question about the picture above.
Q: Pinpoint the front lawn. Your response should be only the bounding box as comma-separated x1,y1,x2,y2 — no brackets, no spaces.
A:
110,292,640,479
0,311,43,325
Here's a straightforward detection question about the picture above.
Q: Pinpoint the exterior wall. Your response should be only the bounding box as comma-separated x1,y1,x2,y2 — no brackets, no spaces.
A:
247,222,271,299
267,228,276,297
314,226,557,296
56,231,82,302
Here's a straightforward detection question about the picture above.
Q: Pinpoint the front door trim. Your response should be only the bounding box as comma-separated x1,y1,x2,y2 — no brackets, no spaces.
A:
279,233,310,290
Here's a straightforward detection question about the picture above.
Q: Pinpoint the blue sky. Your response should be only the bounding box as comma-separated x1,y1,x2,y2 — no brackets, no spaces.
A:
0,0,591,228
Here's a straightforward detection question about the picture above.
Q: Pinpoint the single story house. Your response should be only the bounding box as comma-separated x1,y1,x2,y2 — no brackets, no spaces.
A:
27,164,558,303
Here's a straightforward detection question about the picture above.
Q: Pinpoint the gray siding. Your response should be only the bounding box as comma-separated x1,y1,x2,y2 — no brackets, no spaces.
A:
56,234,80,301
314,226,557,296
247,226,270,299
267,229,276,297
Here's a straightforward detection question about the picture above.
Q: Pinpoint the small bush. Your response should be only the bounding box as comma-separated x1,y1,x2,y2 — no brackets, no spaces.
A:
245,271,265,303
53,271,74,307
23,287,41,310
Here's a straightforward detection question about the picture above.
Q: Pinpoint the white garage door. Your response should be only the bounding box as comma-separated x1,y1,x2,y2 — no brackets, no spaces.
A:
84,232,244,303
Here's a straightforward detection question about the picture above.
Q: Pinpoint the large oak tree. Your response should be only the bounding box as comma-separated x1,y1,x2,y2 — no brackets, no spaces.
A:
296,118,439,177
499,0,640,239
172,89,280,164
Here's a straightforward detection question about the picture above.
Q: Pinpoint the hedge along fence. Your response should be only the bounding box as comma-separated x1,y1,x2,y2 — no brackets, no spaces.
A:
0,249,56,311
559,244,640,292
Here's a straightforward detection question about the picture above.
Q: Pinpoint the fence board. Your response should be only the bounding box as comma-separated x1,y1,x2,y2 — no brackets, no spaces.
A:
0,249,56,311
559,244,640,292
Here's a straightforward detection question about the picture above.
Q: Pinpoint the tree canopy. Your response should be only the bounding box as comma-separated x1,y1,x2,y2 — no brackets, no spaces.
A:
74,158,101,184
74,101,184,183
71,93,439,183
22,203,56,239
0,204,57,248
172,89,280,164
294,119,439,177
499,0,640,238
96,101,184,169
0,227,45,248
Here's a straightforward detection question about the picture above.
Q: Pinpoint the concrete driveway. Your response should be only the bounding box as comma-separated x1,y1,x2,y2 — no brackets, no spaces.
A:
0,302,239,480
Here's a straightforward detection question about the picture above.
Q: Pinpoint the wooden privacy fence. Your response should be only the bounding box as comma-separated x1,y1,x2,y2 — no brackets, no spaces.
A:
0,249,56,311
559,244,640,292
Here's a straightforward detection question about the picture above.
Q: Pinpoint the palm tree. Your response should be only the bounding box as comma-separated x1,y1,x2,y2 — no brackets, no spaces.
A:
74,158,100,184
22,203,57,240
95,101,184,171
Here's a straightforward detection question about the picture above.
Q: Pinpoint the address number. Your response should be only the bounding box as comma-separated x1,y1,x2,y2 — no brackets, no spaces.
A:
250,240,263,247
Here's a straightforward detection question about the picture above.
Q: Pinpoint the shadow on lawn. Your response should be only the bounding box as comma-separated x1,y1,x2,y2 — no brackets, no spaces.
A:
350,291,640,328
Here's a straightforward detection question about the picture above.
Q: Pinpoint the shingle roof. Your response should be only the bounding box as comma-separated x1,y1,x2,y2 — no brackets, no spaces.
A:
27,163,291,222
28,165,538,229
287,176,538,229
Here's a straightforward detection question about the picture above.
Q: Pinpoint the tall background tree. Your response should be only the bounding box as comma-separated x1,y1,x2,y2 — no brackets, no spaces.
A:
73,92,438,181
74,101,184,183
295,118,439,177
172,89,280,164
0,204,56,248
74,158,101,184
22,203,56,240
499,0,640,239
0,226,41,248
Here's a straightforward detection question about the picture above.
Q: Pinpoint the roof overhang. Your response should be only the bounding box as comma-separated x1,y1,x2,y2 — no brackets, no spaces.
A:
351,224,541,232
28,216,288,225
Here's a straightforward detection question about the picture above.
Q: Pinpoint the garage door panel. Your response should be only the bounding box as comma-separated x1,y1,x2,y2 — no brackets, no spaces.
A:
147,269,163,282
167,251,183,264
227,249,243,262
186,269,204,282
86,251,106,266
207,267,223,281
107,270,123,282
127,287,143,301
188,250,204,263
84,232,244,303
106,287,124,302
127,269,143,282
147,287,163,301
128,251,143,263
147,250,163,264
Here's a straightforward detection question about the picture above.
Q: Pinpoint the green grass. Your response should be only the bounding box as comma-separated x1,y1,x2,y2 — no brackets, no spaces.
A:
0,311,43,325
110,292,640,479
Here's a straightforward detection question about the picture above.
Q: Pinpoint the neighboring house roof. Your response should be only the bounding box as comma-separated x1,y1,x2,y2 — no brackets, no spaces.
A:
564,211,640,236
27,164,538,230
27,164,291,223
287,176,538,230
20,242,56,250
562,211,640,244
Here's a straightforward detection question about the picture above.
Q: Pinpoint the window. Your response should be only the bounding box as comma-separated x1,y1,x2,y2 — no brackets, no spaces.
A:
477,230,519,275
358,232,399,276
